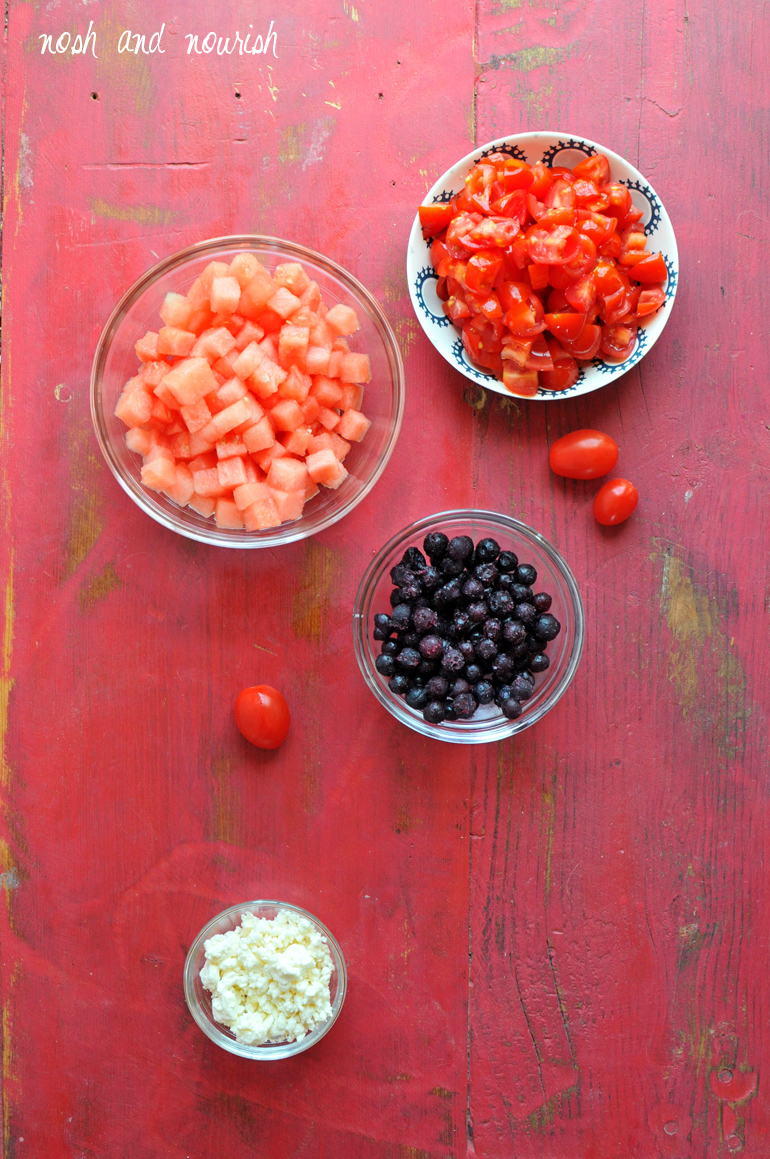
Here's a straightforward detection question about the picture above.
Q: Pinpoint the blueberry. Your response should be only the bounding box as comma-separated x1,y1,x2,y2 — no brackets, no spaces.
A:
453,692,477,719
419,634,444,661
533,592,553,612
475,537,500,563
424,531,449,560
405,685,430,710
503,620,527,645
501,697,523,720
391,604,412,632
462,577,485,601
496,684,513,703
448,535,474,561
467,601,489,624
426,675,449,698
534,613,561,640
464,663,483,684
453,611,470,636
514,602,536,624
518,670,535,686
413,605,438,634
526,636,541,654
530,653,550,673
492,653,514,680
511,675,534,701
373,628,388,641
399,580,422,603
403,547,427,570
451,678,471,697
474,563,498,586
511,583,533,602
516,563,537,586
443,701,458,721
497,573,515,591
374,612,392,634
475,638,497,663
375,654,396,677
420,566,443,590
457,638,475,661
381,639,398,656
440,556,465,578
441,646,465,673
489,590,514,617
513,642,530,661
389,588,403,608
434,580,462,607
423,700,446,724
389,674,411,695
396,647,421,670
399,632,420,648
392,564,416,586
474,680,494,704
497,551,518,572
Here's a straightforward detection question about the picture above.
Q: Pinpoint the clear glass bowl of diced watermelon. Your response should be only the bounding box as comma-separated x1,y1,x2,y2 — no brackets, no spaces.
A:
91,236,405,547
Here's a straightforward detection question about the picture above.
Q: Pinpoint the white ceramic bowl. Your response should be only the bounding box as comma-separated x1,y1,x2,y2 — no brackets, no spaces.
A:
407,132,679,400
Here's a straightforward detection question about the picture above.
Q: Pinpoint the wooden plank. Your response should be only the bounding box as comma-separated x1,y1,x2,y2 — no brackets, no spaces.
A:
0,2,477,1155
470,0,770,1155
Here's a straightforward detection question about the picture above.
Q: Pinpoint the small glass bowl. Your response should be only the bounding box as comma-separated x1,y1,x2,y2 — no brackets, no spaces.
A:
91,236,405,548
353,510,584,744
183,900,347,1060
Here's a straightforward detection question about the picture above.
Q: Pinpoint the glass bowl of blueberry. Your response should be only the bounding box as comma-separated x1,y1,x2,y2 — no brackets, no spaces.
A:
353,511,584,743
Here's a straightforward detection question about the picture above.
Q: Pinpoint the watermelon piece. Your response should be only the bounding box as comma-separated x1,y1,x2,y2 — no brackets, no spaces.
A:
234,320,265,351
270,488,305,522
306,448,348,489
232,341,264,380
216,435,248,459
254,441,290,473
192,326,237,360
165,463,195,507
142,360,171,388
300,281,323,312
280,366,312,402
336,407,372,442
249,358,287,398
188,494,216,518
210,276,241,315
157,327,195,357
243,417,275,454
243,268,276,309
340,383,365,411
125,427,154,457
309,318,335,349
317,406,340,432
115,378,153,428
312,376,344,407
301,396,321,425
141,457,177,493
233,481,270,510
267,287,302,320
304,478,320,502
136,331,160,361
180,397,212,434
217,456,248,489
217,378,249,406
305,346,331,376
169,431,194,459
164,358,218,406
274,262,311,296
242,496,281,530
307,432,334,456
192,467,229,497
186,305,214,335
325,304,360,336
278,325,310,369
266,457,308,493
214,498,245,529
160,292,194,330
329,432,352,461
213,352,239,378
339,353,371,384
232,393,265,433
188,451,217,474
188,430,216,457
199,397,253,443
327,351,343,378
280,427,313,456
229,253,265,288
269,399,304,432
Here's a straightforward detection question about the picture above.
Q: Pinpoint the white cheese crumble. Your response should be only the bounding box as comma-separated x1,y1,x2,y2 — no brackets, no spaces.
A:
200,909,333,1045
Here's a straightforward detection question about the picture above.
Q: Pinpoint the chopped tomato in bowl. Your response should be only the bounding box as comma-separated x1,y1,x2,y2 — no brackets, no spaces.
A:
407,134,678,401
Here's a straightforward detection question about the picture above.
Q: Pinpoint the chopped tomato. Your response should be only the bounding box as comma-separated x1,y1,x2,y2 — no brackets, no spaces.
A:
545,178,577,211
528,263,550,291
539,338,580,391
561,323,602,360
502,364,539,397
443,294,471,322
544,312,587,344
525,224,582,266
525,334,554,371
465,250,504,294
419,203,456,236
630,252,667,283
601,322,637,360
565,272,597,314
501,336,533,368
577,209,617,246
528,162,554,199
635,284,666,317
572,153,611,186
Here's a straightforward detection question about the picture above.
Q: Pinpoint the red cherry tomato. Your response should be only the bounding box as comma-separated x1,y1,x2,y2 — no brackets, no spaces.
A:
593,478,639,525
235,685,291,749
549,429,619,479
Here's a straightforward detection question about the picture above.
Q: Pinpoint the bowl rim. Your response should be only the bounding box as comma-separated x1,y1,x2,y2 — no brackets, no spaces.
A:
183,899,348,1059
91,234,405,548
407,130,679,401
353,509,585,744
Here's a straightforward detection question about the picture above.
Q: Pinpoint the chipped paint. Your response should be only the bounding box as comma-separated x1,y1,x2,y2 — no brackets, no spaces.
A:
325,79,342,109
63,428,105,578
2,961,20,1156
0,562,14,790
16,134,32,192
210,754,243,845
484,45,571,72
277,123,306,164
302,117,334,169
79,562,121,611
89,198,173,226
291,542,340,643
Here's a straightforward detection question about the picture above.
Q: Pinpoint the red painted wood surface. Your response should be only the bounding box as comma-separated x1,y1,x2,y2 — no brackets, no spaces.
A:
1,1,769,1156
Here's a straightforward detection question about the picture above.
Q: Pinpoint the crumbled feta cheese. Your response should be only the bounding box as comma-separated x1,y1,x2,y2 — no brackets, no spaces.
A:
200,909,333,1045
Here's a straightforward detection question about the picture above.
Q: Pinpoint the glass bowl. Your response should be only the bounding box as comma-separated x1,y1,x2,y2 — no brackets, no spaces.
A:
91,236,405,547
353,510,584,744
183,900,347,1060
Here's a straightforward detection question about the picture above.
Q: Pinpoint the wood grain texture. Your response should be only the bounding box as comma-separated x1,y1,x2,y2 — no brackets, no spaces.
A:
1,0,768,1156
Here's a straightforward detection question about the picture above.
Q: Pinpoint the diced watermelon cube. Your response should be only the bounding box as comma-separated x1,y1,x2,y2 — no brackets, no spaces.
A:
329,432,352,461
336,407,372,442
249,358,287,398
304,478,320,502
217,378,249,406
339,353,371,383
188,431,215,457
300,281,323,311
258,335,279,362
280,366,312,402
340,383,365,411
243,417,275,453
305,346,331,375
192,326,237,360
180,397,212,434
165,463,195,507
234,320,265,351
213,352,239,378
217,456,248,489
157,327,195,357
317,407,340,431
278,325,310,369
274,262,311,296
233,481,270,510
136,331,160,361
242,457,260,483
188,494,216,518
170,431,194,459
142,360,171,387
210,276,241,315
269,399,304,432
309,318,335,349
233,393,265,433
141,457,177,493
325,304,360,336
188,451,217,474
164,358,218,406
214,498,245,529
333,336,350,353
306,448,348,489
192,467,229,497
186,305,214,335
115,378,153,427
216,435,248,459
125,427,154,457
307,432,334,456
160,292,194,330
199,397,253,443
243,496,281,530
312,376,344,407
270,488,305,522
280,427,313,456
266,457,308,493
301,396,321,425
254,442,289,473
327,351,343,378
232,341,263,380
229,253,265,288
243,268,276,309
267,287,302,320
189,261,230,308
